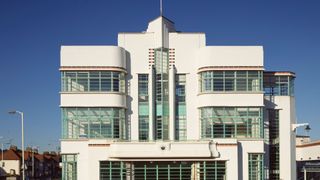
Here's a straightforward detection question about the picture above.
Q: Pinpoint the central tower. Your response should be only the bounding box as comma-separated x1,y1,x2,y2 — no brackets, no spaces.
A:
146,16,176,140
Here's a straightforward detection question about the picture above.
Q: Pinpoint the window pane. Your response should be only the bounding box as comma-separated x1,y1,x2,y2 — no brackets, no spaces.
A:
213,79,223,91
101,79,111,91
90,78,100,91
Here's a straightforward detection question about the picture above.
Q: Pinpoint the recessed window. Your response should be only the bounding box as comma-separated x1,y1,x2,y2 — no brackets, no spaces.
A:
175,74,187,140
138,74,149,141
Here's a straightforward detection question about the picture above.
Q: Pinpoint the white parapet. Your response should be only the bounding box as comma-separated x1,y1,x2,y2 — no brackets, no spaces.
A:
196,46,263,68
61,46,126,69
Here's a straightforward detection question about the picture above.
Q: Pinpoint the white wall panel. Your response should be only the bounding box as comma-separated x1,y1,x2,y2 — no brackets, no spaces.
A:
196,46,263,68
61,46,126,68
198,93,264,107
60,93,126,108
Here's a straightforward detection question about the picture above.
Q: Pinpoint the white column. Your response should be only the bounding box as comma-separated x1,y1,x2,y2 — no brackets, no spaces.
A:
169,66,175,141
149,67,155,141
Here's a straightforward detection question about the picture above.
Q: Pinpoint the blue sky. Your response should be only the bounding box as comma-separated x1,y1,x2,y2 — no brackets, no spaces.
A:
0,0,319,151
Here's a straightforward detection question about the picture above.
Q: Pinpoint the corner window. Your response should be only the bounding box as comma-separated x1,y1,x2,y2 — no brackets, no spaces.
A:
264,74,295,96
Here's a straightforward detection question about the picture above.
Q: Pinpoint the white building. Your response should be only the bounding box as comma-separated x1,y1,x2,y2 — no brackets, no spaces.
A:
296,135,320,179
60,16,297,180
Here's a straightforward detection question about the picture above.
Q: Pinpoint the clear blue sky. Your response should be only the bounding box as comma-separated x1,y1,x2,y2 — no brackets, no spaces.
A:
0,0,319,151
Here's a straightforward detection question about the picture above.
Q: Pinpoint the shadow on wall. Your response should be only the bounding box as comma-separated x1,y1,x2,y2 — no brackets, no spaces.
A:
125,51,132,140
238,142,243,180
264,99,278,110
0,167,5,176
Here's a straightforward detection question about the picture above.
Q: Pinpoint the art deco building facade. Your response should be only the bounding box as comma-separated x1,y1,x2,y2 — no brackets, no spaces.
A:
60,16,297,180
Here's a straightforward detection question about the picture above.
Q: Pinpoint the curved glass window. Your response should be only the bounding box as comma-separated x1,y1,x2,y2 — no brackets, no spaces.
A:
61,71,125,93
200,107,263,139
199,71,263,93
62,107,126,139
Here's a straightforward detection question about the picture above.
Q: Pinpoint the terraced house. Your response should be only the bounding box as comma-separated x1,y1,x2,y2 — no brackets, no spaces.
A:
60,15,297,180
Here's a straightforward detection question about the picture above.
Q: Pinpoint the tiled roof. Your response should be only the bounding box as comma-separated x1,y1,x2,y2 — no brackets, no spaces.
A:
0,149,21,160
1,148,60,162
35,154,44,161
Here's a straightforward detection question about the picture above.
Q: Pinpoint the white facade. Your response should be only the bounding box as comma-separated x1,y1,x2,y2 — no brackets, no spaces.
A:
296,136,320,179
296,136,320,161
60,16,297,180
0,160,20,176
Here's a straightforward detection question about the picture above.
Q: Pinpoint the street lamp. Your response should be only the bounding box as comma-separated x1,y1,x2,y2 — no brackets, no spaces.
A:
0,136,3,167
31,145,39,178
292,123,311,132
8,110,25,180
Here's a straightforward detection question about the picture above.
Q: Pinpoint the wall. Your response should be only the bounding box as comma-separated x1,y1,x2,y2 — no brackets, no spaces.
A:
266,96,296,180
1,160,20,176
296,142,320,161
61,46,126,68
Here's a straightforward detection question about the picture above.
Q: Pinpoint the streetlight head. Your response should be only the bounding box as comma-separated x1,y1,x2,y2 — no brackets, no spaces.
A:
8,110,17,114
8,110,22,115
305,125,311,132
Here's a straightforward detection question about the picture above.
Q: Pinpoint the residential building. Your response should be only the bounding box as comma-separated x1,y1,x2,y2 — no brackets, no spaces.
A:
60,15,297,179
296,135,320,179
0,147,20,178
0,145,61,179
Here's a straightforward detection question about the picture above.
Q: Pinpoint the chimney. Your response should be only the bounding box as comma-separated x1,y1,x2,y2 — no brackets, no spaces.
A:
10,145,17,151
26,147,32,152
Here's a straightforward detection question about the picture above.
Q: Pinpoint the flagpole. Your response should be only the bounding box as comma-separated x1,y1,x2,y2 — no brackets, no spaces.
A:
160,0,163,16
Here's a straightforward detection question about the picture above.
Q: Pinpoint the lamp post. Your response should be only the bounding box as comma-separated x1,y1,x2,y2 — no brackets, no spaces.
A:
0,136,3,167
8,110,25,180
31,146,38,178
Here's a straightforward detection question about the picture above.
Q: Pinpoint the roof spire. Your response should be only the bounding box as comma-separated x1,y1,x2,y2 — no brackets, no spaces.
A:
160,0,163,16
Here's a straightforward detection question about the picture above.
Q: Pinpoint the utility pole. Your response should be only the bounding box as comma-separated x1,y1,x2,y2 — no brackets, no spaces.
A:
1,142,3,167
8,110,25,180
0,137,4,167
32,148,34,178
